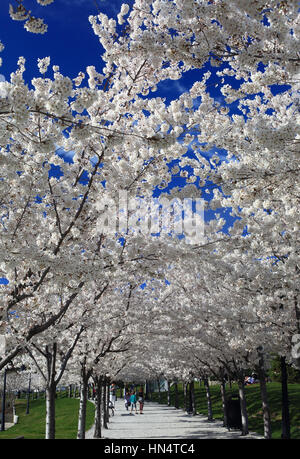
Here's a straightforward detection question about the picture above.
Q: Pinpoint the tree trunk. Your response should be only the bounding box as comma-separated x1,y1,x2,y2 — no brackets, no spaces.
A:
167,380,171,406
103,380,108,429
106,381,110,422
157,378,161,403
26,373,31,415
190,380,196,415
204,377,213,421
174,381,179,409
145,380,150,401
280,356,291,439
188,381,192,413
220,379,228,427
93,377,102,439
77,367,89,439
45,343,58,440
183,381,188,412
1,369,7,431
238,377,249,436
257,349,272,439
45,384,56,439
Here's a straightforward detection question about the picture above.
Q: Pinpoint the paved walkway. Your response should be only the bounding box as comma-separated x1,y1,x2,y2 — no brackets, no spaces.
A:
85,399,263,439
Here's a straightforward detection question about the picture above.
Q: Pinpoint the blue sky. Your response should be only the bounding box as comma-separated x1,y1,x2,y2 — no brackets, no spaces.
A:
0,0,228,96
0,0,129,82
0,0,234,175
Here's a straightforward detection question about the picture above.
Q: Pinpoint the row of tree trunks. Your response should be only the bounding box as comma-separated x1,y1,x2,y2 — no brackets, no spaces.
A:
180,379,198,416
67,384,81,398
47,353,292,440
169,353,290,440
75,366,112,439
236,353,290,439
223,353,290,439
88,376,113,439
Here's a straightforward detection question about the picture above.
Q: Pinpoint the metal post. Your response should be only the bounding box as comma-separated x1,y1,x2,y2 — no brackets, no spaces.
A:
1,369,7,431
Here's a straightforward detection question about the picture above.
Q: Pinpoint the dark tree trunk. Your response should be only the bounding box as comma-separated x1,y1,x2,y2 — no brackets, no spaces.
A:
183,381,188,412
77,362,90,439
103,380,108,429
280,356,291,439
167,380,171,406
145,380,150,401
220,379,228,427
157,378,161,403
174,381,179,409
93,377,102,439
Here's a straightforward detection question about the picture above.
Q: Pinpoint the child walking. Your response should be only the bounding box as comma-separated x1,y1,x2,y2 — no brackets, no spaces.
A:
130,391,137,414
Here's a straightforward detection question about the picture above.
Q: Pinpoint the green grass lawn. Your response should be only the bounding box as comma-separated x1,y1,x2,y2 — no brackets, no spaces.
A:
151,382,300,439
0,396,95,439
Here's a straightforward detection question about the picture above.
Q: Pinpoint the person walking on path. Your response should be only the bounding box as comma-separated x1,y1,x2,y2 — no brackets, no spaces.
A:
138,386,144,414
130,390,137,414
110,383,116,409
124,390,131,411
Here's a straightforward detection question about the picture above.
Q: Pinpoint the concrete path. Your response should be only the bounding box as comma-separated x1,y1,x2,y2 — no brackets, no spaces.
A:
85,399,263,439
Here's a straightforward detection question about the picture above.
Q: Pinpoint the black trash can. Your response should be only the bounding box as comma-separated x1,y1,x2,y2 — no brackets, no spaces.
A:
225,396,242,431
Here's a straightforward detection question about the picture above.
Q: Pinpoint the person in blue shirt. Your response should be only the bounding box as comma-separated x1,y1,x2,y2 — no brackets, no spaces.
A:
129,391,137,414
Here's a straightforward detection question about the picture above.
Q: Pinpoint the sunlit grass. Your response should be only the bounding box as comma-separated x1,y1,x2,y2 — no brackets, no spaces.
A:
0,395,95,439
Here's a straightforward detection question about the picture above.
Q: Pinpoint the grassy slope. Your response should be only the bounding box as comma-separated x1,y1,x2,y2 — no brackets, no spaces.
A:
1,383,299,439
151,382,300,439
0,397,95,439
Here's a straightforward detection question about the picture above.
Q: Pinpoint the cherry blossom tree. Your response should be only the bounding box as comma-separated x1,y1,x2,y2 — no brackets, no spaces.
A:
0,0,299,441
20,305,89,439
0,1,206,371
74,281,140,439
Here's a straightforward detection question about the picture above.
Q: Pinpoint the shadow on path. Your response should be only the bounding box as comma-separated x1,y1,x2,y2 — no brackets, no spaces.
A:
85,399,263,440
